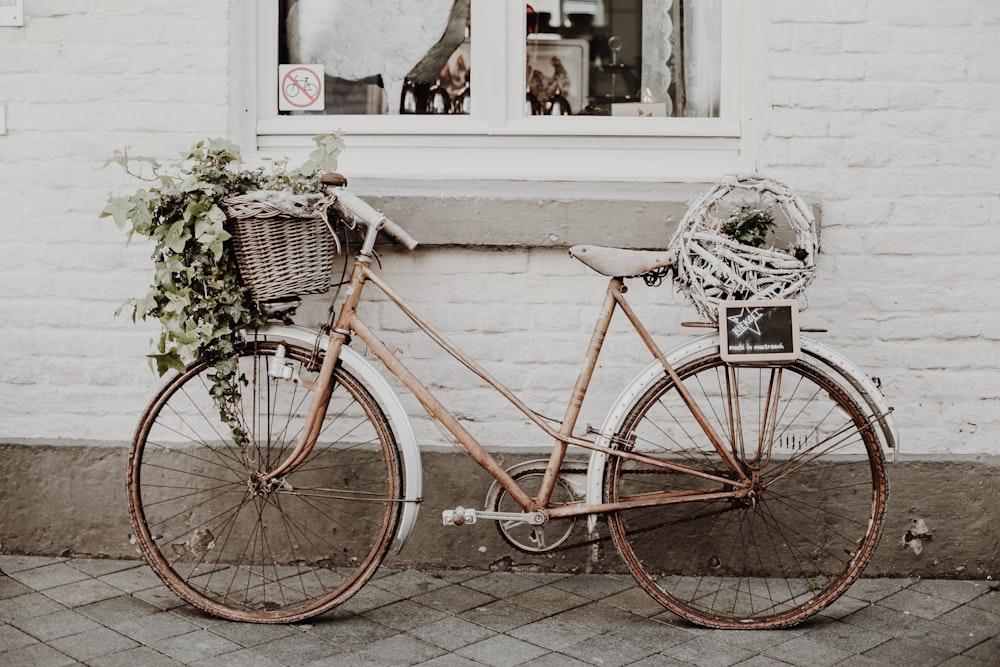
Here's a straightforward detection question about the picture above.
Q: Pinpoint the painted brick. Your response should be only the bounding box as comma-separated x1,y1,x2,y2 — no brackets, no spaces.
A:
0,2,998,464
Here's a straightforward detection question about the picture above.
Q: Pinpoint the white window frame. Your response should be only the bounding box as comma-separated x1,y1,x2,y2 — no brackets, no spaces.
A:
236,0,760,183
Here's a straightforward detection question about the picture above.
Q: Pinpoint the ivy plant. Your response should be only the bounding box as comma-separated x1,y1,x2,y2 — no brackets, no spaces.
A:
102,134,344,440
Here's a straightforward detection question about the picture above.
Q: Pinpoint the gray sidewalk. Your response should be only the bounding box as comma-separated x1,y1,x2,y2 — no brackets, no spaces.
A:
1,555,997,667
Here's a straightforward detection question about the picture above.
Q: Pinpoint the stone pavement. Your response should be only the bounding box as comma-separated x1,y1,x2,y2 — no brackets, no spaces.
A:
0,555,997,667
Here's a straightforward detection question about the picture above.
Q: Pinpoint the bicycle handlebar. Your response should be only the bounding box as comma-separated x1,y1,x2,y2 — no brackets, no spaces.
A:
327,185,419,251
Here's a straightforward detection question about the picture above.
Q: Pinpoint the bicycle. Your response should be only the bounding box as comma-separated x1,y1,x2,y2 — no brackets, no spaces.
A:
126,176,896,629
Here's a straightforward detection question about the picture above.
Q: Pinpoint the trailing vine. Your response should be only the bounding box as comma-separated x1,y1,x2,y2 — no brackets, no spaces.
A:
102,135,343,441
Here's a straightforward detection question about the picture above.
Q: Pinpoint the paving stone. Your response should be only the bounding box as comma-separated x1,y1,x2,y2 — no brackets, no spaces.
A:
607,617,696,652
66,558,143,578
509,615,601,651
97,564,164,593
415,653,499,667
551,573,635,600
7,562,91,590
834,655,895,667
843,578,911,603
459,571,541,599
962,635,1000,663
507,582,591,614
763,636,854,667
554,601,646,634
602,584,675,618
0,592,67,622
113,610,202,644
188,647,281,666
206,617,298,647
253,632,344,664
876,588,962,620
41,578,124,607
816,593,872,620
629,655,700,667
9,608,102,641
663,634,755,667
0,621,37,650
967,589,1000,615
0,575,33,600
337,579,406,614
0,555,66,574
529,653,604,667
459,598,547,633
408,615,496,651
901,617,988,655
934,603,1000,638
937,656,997,667
456,633,551,667
364,598,449,632
909,579,991,604
86,645,185,666
696,629,800,655
371,568,453,598
561,633,655,667
732,657,800,667
329,632,446,666
151,628,245,663
411,582,497,613
804,617,892,653
839,600,928,636
132,583,187,610
862,636,957,666
0,641,78,666
48,626,139,662
75,592,161,626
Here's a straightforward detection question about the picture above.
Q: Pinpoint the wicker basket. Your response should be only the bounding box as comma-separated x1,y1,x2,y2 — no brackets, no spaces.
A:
222,191,340,302
668,175,819,322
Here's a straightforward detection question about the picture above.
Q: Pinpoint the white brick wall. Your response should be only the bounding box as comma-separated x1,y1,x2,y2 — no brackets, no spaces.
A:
0,2,997,457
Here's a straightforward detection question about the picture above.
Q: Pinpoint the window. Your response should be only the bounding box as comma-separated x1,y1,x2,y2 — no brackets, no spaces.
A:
241,0,759,182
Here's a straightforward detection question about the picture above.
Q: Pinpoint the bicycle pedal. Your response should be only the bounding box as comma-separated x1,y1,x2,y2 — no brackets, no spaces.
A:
443,507,477,526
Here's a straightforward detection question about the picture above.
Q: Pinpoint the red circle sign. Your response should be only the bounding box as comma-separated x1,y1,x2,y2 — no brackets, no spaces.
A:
281,67,322,109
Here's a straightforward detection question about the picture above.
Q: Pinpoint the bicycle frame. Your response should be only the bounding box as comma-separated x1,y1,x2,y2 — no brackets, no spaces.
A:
263,248,755,522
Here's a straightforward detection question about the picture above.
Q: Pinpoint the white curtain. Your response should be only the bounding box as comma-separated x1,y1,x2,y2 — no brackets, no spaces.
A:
682,0,721,117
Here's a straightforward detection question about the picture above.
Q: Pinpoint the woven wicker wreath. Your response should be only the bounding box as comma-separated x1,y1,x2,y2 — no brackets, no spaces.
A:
668,175,819,322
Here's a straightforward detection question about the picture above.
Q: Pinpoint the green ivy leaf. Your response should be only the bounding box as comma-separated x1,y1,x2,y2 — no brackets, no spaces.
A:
103,133,342,438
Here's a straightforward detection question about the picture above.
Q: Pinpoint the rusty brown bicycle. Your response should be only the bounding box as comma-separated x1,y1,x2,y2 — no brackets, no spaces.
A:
127,179,895,629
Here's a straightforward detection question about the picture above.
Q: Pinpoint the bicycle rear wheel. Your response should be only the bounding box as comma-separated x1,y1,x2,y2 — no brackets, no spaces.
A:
604,354,888,629
128,339,402,622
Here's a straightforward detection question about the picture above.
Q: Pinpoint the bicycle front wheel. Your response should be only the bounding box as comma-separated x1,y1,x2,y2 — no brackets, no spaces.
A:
128,339,402,622
605,354,888,629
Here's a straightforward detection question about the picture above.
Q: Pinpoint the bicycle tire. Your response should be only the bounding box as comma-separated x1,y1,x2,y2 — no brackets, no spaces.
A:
604,354,888,629
128,339,402,623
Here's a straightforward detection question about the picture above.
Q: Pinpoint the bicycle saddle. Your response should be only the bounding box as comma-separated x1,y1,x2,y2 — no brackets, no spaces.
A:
569,245,674,278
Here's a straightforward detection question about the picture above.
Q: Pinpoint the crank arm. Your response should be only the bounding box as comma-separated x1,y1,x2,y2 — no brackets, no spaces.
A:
443,506,546,526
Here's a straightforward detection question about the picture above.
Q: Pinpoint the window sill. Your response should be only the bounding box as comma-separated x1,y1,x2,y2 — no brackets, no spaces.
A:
347,178,714,248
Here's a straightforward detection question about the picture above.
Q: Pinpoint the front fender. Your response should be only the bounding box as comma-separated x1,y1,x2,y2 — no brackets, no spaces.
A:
256,324,422,551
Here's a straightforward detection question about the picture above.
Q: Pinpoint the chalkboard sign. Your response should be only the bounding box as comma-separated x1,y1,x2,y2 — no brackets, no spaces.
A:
718,299,801,363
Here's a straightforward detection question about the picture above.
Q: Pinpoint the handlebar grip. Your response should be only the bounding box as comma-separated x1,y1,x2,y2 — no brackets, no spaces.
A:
334,189,419,250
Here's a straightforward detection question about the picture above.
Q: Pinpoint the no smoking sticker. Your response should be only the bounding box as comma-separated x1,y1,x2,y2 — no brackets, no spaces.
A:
278,65,325,112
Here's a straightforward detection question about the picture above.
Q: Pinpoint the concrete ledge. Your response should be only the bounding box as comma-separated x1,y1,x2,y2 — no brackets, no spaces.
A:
3,443,995,578
351,180,723,248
